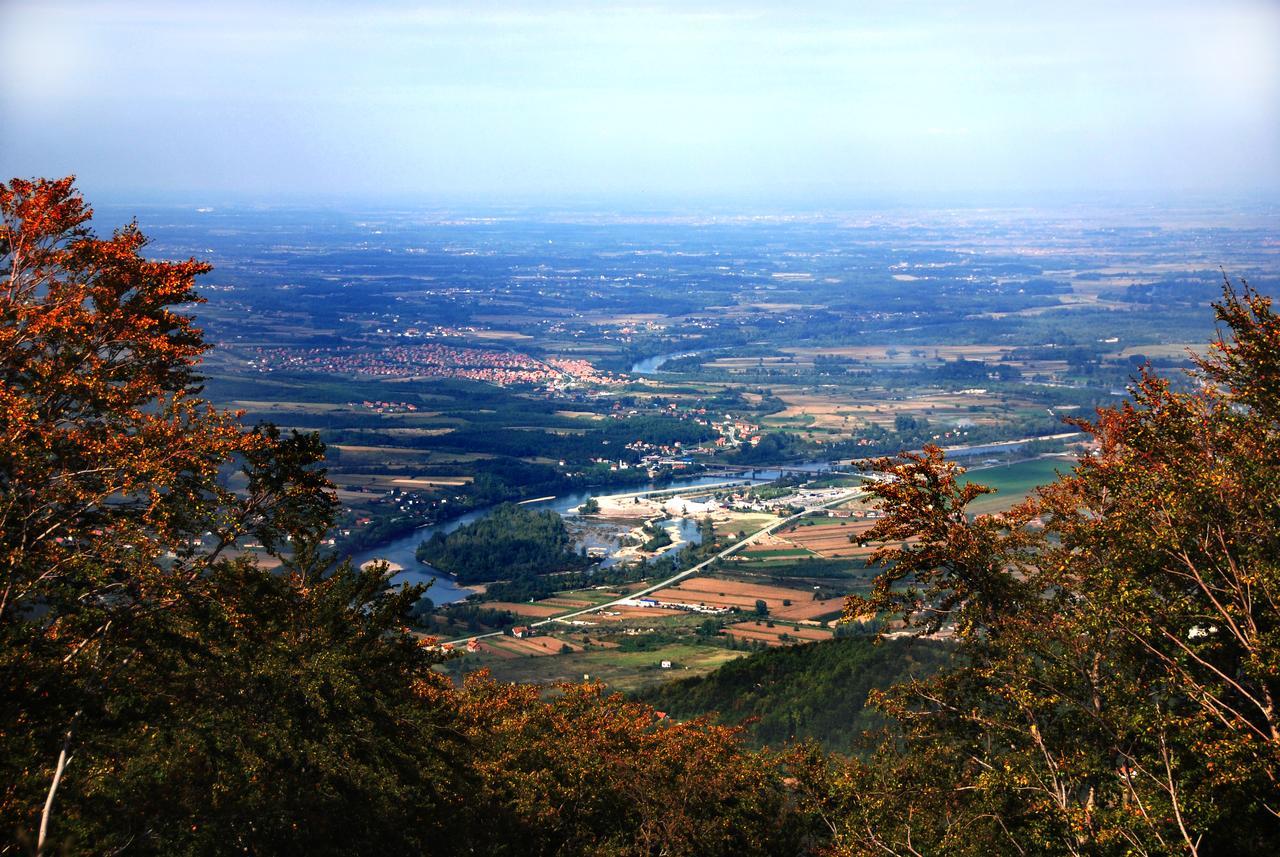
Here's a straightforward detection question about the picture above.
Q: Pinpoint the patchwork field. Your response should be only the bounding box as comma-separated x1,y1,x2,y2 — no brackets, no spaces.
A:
724,621,834,646
659,578,826,614
749,384,1019,437
777,520,876,558
782,344,1015,363
481,635,584,658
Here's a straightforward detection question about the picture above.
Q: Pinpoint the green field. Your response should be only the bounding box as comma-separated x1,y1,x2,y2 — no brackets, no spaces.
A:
451,640,748,693
960,456,1075,513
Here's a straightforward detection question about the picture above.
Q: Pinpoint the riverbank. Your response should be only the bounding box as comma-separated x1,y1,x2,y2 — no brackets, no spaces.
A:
347,473,761,605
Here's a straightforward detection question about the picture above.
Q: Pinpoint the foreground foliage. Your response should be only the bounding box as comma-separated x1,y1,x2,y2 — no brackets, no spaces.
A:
0,178,468,852
454,676,815,856
827,280,1280,855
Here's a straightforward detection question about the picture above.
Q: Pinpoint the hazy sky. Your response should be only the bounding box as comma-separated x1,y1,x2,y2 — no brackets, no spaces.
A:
2,0,1278,204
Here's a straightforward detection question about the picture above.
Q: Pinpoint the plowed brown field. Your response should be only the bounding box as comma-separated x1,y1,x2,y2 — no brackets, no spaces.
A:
660,578,819,612
724,622,833,646
485,636,583,657
771,597,846,622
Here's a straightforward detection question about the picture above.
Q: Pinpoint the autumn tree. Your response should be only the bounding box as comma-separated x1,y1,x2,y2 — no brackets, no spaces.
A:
0,178,461,854
452,673,817,856
1,177,822,857
827,280,1280,856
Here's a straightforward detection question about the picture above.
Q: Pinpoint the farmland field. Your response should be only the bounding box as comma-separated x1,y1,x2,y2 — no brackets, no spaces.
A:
464,640,750,692
724,621,834,646
777,520,876,557
771,598,847,622
659,578,827,613
481,601,568,618
481,635,584,657
961,456,1076,514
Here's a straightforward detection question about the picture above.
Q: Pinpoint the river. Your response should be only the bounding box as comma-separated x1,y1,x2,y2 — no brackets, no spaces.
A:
629,351,701,375
347,474,751,605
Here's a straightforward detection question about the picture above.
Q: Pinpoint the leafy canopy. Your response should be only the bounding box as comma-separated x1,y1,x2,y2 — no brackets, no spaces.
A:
0,177,459,854
827,280,1280,856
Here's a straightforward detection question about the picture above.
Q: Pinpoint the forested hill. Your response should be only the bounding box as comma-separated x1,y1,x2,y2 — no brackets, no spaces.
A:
637,637,952,753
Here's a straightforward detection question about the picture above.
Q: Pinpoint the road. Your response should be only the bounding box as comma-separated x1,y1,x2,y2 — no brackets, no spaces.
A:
445,488,863,646
580,479,757,503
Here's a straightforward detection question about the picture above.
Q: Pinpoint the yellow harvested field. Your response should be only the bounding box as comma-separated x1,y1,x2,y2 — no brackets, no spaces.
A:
330,472,466,490
468,329,533,340
1119,343,1198,359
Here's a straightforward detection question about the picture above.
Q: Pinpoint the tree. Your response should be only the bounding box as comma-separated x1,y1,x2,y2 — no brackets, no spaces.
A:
830,280,1280,855
419,502,587,582
452,674,815,855
0,178,461,853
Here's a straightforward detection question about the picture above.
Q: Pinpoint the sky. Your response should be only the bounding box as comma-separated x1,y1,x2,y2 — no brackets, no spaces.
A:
2,0,1278,205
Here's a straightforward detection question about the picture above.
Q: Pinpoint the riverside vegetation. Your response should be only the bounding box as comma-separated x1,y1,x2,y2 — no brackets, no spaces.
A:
416,503,588,583
2,178,1277,856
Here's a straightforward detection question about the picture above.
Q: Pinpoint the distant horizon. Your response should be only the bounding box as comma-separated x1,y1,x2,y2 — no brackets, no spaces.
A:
82,185,1280,214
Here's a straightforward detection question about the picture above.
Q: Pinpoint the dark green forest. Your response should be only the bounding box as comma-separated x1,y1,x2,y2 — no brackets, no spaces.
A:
416,503,589,583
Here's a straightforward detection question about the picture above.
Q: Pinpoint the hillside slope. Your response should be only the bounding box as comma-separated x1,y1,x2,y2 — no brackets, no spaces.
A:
638,636,952,753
